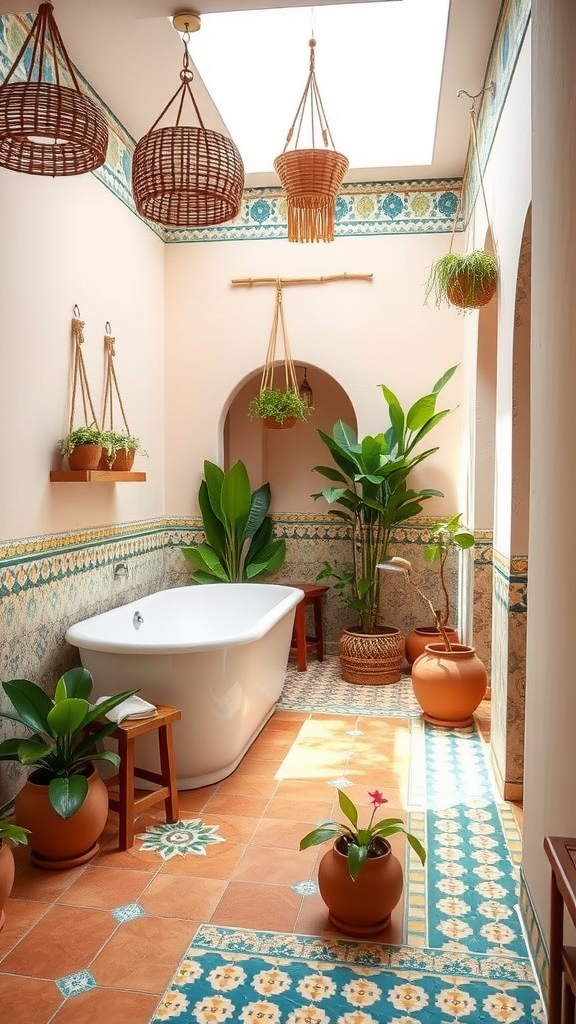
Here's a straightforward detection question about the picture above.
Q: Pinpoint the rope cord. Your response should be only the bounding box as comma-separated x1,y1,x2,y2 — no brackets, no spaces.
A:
68,316,100,437
259,282,300,396
448,109,492,251
283,37,337,153
101,331,131,436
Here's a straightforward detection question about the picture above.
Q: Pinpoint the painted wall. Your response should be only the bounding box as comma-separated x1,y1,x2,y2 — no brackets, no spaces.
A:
0,167,165,542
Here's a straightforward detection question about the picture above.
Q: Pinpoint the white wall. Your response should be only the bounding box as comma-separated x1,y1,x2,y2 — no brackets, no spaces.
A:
164,233,464,518
0,169,165,541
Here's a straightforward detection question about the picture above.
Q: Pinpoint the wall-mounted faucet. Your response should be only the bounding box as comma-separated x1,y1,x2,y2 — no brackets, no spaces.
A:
133,611,144,629
114,562,129,580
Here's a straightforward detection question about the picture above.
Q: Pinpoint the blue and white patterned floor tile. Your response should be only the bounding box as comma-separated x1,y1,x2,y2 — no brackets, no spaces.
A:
56,970,97,999
279,656,422,717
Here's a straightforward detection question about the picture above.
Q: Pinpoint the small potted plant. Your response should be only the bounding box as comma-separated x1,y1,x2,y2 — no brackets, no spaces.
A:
58,424,104,471
425,250,498,311
0,667,138,867
0,801,30,932
404,514,475,664
300,788,425,937
99,430,147,471
248,387,312,429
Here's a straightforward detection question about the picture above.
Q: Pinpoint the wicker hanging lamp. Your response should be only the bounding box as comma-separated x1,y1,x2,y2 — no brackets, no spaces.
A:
0,2,108,176
274,37,349,243
132,13,244,229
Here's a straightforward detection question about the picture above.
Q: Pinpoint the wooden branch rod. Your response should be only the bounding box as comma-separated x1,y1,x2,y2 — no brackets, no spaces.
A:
231,273,373,288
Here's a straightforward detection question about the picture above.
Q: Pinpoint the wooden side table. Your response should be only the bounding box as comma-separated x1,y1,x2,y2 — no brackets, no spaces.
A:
89,704,181,851
286,582,329,672
544,835,576,1023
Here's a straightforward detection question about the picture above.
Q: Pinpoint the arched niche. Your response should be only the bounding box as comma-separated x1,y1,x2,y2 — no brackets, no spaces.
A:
223,365,357,513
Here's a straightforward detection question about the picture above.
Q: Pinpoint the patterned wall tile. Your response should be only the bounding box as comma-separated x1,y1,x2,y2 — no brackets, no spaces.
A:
491,553,528,791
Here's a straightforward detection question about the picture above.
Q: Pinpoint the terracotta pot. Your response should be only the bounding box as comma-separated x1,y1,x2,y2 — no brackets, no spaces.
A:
111,449,136,471
411,642,488,727
318,837,404,937
446,270,497,309
339,626,405,685
68,444,102,471
97,450,113,470
0,841,15,932
405,625,459,666
15,765,109,869
262,416,297,430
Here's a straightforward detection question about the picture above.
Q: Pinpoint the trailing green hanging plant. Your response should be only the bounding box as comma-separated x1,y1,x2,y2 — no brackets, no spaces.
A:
425,250,498,311
248,387,312,425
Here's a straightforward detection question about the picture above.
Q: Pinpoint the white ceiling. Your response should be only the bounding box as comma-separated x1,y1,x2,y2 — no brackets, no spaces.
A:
0,0,502,185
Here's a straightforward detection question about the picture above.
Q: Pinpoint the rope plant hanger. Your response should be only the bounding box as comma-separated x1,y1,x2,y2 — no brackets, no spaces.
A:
132,12,244,228
250,282,306,429
101,325,138,470
274,36,349,243
67,307,100,438
0,2,108,176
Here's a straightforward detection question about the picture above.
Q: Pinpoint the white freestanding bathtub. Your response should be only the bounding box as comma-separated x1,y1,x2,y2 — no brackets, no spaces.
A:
65,583,303,789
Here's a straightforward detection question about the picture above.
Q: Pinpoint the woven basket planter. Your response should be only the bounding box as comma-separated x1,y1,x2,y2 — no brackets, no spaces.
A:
274,148,349,242
132,125,244,228
446,269,497,309
339,626,405,686
0,82,108,176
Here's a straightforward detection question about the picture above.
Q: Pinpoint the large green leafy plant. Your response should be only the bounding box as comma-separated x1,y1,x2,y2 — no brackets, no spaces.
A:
182,459,286,582
0,668,137,820
314,366,458,633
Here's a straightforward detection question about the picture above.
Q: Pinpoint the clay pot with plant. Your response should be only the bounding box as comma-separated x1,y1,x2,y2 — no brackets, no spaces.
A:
404,514,475,664
58,424,104,470
0,668,138,868
99,431,148,471
0,802,30,931
425,250,498,311
300,788,426,937
248,387,312,429
382,556,487,727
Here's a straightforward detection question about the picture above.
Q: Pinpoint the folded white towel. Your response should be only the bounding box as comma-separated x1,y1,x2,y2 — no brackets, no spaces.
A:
93,694,158,724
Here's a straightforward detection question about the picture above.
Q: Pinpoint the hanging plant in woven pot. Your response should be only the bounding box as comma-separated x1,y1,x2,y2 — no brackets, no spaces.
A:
425,106,498,311
274,37,349,243
132,14,244,228
248,282,313,429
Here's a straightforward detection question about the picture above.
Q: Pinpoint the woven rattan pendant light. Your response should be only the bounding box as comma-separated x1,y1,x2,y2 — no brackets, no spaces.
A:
132,13,244,228
0,2,108,176
274,37,349,243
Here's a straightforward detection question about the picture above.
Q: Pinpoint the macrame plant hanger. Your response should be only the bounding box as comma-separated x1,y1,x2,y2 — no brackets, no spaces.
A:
101,324,133,469
67,306,100,438
260,281,300,399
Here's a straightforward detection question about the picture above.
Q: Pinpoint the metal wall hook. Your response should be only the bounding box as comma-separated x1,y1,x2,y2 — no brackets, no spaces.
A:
456,81,495,110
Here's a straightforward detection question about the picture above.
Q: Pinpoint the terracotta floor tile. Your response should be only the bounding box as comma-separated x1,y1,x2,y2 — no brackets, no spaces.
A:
91,840,164,872
210,880,301,930
274,779,337,803
176,786,220,814
0,899,50,958
10,863,88,902
250,817,317,851
203,793,269,818
270,710,308,723
294,888,405,945
140,874,227,919
91,916,195,994
161,842,246,879
50,987,159,1024
200,812,260,844
265,716,306,734
231,758,281,779
0,974,63,1024
265,795,334,822
57,865,152,910
1,905,116,979
232,844,317,885
215,775,279,799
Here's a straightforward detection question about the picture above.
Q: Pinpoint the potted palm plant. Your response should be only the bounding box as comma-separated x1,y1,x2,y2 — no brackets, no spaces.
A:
0,667,138,867
248,387,312,428
314,365,458,685
182,459,287,581
404,514,475,664
0,801,29,932
381,556,487,727
425,250,498,311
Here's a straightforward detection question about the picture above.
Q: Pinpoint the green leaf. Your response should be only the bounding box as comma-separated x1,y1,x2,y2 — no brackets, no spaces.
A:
80,688,140,728
299,825,341,850
432,363,459,394
221,460,251,533
454,529,475,549
47,698,89,738
347,842,367,881
203,460,225,523
337,789,358,828
424,543,442,564
56,668,92,701
198,480,226,555
2,679,53,735
79,750,121,770
406,394,437,432
0,737,26,761
380,384,405,448
321,487,349,505
311,465,349,484
407,409,452,453
406,832,427,865
245,517,272,563
182,545,229,581
49,774,88,820
242,483,271,542
17,739,55,764
245,539,286,579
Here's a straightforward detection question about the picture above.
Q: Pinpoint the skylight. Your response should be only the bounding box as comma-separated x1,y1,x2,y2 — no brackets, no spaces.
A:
187,0,450,177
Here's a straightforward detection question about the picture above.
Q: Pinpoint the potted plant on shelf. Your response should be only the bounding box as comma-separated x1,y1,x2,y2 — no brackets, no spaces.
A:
300,788,425,937
58,424,104,471
99,430,147,471
182,459,287,581
314,365,458,685
0,801,30,932
381,556,487,727
248,387,312,429
425,250,498,311
405,513,475,664
0,667,138,868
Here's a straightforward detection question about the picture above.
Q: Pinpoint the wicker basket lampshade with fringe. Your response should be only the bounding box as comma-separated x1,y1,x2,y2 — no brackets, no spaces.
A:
0,2,108,176
132,14,244,229
274,37,348,243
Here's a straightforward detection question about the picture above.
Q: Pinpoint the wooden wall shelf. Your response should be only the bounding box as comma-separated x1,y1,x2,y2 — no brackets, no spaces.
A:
50,470,147,483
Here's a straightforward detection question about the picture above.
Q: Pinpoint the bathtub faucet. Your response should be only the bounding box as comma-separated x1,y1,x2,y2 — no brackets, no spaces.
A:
133,611,144,629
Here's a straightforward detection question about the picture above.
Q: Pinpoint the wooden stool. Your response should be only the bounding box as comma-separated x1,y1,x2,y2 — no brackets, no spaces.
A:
95,704,181,851
287,582,329,672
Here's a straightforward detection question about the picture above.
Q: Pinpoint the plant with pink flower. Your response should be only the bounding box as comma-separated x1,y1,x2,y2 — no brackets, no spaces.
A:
300,788,426,880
